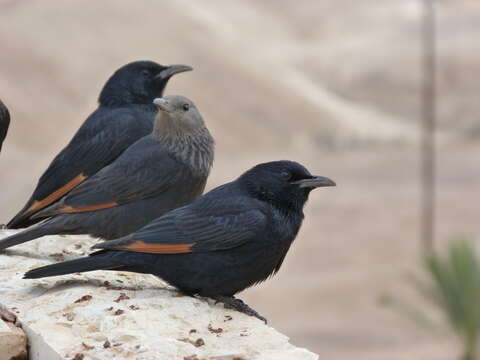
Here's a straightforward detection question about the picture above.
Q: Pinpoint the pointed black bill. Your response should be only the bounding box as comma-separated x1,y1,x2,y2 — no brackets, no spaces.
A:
294,176,336,188
155,64,193,81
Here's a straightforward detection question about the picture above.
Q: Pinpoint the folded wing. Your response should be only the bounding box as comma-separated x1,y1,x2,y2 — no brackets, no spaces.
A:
93,197,267,255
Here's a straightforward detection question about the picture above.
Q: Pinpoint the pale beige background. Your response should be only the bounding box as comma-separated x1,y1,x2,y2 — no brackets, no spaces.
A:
1,1,479,358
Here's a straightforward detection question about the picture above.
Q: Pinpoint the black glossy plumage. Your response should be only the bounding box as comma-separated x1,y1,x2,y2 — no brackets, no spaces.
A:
0,98,10,152
0,95,214,249
7,61,192,229
24,161,335,322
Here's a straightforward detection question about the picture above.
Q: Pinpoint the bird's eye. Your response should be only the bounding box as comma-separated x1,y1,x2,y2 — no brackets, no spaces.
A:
280,171,291,180
142,70,150,77
182,103,190,111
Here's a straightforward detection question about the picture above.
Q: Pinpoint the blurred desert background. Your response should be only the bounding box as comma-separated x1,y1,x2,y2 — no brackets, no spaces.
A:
0,1,479,359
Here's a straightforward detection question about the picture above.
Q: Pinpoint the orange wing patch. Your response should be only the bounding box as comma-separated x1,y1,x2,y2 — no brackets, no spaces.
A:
59,201,119,214
122,240,194,254
26,174,87,215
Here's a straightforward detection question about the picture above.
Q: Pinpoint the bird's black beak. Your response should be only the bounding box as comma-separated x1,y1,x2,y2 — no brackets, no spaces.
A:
155,64,193,81
153,98,173,113
293,176,336,188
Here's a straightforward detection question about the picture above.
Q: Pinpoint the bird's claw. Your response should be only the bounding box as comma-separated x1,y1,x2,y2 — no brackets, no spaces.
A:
212,296,267,324
236,304,267,324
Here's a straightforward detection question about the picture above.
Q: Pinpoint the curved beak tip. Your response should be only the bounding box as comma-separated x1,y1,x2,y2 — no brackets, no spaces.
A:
157,64,193,80
296,176,336,189
176,64,193,72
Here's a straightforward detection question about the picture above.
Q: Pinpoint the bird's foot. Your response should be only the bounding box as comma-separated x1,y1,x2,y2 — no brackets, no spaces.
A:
213,295,267,324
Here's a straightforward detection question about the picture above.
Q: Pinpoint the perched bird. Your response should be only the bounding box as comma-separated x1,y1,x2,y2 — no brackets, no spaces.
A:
24,161,335,322
7,61,192,229
0,95,214,249
0,98,10,152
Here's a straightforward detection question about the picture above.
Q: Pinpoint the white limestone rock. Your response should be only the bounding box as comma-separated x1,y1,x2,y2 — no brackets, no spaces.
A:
0,317,27,360
0,230,318,360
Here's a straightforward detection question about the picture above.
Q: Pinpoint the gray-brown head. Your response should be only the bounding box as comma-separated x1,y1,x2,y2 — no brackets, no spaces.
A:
153,95,214,174
153,95,206,137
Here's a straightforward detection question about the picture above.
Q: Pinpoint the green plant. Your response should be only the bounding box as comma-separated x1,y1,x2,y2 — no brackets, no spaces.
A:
423,241,480,360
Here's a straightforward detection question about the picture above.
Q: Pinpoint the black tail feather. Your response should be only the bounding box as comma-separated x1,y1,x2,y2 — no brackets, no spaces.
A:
0,225,52,250
24,252,121,279
6,199,42,229
7,215,43,230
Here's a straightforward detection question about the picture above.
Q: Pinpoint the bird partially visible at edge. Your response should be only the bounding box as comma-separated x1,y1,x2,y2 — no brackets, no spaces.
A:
23,161,335,323
0,98,10,153
0,95,214,249
7,60,192,229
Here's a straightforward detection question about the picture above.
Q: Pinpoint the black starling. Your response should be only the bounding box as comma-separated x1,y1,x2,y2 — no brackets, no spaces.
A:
24,161,334,323
0,98,10,153
7,61,192,229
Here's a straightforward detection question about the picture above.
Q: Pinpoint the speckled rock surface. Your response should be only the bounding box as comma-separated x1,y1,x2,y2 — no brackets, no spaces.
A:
0,230,318,360
0,317,27,360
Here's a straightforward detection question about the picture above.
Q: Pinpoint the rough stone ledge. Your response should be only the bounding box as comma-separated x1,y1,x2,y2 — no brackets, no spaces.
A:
0,316,27,360
0,230,318,360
